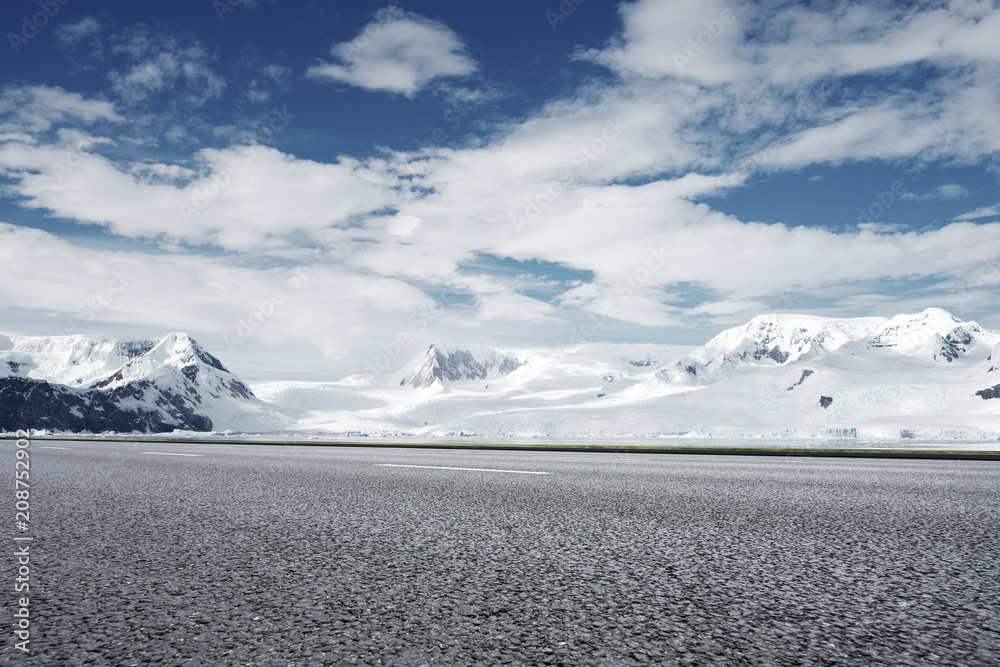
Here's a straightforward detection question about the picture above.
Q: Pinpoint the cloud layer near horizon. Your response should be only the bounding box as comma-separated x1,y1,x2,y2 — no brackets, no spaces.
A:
2,1,1000,375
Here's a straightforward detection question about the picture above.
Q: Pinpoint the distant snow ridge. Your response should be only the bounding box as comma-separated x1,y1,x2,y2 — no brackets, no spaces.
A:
402,344,523,388
657,308,1000,387
5,307,1000,439
659,312,885,385
865,308,998,362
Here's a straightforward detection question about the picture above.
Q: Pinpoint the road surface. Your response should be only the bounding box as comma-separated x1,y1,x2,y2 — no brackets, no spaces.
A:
1,440,998,665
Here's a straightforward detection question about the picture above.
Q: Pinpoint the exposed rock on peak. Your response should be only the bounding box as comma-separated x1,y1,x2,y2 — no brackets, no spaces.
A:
659,313,884,385
0,330,268,433
660,308,1000,386
402,344,523,389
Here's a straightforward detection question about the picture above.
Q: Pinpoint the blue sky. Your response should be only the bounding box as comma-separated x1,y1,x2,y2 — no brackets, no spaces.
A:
2,0,1000,378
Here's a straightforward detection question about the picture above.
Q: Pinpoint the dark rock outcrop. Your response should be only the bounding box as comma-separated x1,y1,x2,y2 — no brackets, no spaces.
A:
819,395,833,408
0,376,212,433
935,329,974,362
976,385,1000,400
787,369,814,391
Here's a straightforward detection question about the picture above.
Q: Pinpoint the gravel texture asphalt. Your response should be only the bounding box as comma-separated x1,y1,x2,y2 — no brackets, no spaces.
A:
1,440,998,666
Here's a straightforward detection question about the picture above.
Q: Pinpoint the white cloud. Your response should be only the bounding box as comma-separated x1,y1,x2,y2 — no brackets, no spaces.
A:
588,0,748,83
5,2,1000,372
108,28,227,109
245,64,291,105
0,223,457,375
900,184,970,201
591,0,1000,85
953,202,1000,221
4,64,1000,355
57,16,101,46
0,136,394,252
0,86,120,135
307,12,477,97
476,291,559,324
583,0,1000,177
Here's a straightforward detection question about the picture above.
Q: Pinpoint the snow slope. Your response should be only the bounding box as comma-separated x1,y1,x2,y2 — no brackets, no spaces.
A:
5,308,999,440
253,309,1000,440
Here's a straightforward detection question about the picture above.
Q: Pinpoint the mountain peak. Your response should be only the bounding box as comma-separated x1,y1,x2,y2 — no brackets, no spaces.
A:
92,332,250,400
401,343,523,389
665,312,885,384
0,330,269,434
144,332,228,373
659,308,995,385
867,308,978,355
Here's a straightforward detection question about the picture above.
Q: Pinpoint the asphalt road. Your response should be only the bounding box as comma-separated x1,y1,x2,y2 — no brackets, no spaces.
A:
1,440,998,666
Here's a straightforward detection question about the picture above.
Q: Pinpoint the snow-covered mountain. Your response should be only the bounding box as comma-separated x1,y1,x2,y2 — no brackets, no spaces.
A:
658,312,885,385
659,307,1000,385
397,343,523,388
0,332,286,433
5,308,1000,440
255,309,1000,441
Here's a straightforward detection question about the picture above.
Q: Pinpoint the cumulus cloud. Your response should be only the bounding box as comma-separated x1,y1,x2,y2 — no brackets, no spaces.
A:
587,0,748,83
585,0,1000,176
0,136,394,252
307,11,477,96
591,0,1000,85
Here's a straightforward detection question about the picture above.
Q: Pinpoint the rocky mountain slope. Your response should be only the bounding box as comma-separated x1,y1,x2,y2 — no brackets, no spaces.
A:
0,332,284,433
398,344,524,388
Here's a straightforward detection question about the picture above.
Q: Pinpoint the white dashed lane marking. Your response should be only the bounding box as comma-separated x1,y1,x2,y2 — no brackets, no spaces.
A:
378,464,550,475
